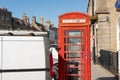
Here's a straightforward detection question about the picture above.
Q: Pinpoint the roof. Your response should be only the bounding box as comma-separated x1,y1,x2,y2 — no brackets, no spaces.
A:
35,22,46,31
12,17,38,31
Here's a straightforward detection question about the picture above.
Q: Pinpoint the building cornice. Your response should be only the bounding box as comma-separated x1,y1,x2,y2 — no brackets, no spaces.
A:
95,11,110,14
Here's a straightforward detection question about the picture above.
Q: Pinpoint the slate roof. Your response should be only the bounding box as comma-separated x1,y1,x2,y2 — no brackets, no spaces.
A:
11,17,33,31
34,22,46,31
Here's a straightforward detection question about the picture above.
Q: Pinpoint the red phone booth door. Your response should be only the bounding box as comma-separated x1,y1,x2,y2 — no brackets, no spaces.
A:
60,27,90,80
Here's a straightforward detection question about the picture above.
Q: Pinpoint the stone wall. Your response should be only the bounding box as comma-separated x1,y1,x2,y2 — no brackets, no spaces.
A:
95,14,111,57
110,0,120,51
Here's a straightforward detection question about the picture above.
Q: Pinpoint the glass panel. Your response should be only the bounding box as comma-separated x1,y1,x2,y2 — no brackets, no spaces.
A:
64,53,67,58
68,77,83,80
68,38,80,44
64,38,67,43
81,45,84,51
68,45,80,51
68,30,80,36
68,52,80,58
64,30,67,36
68,60,80,68
64,45,67,51
81,38,84,43
81,30,84,37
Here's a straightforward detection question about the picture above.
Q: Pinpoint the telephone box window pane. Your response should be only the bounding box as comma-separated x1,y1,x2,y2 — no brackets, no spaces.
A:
68,30,80,36
64,30,67,36
68,45,80,51
81,38,84,43
68,52,80,58
64,38,67,43
81,30,84,37
82,45,84,51
64,45,67,51
68,38,80,44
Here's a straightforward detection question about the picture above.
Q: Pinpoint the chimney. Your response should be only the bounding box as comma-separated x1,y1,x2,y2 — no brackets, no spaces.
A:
32,16,36,24
45,19,51,31
22,13,27,23
40,16,44,24
27,17,29,23
46,19,51,27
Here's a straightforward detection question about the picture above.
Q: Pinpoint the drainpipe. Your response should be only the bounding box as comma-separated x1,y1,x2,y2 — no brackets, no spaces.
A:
92,0,96,64
92,0,94,16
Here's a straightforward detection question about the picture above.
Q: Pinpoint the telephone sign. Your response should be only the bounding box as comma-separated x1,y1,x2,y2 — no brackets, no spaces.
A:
62,19,86,23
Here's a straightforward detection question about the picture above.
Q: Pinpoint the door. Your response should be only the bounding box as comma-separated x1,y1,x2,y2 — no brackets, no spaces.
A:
60,27,90,80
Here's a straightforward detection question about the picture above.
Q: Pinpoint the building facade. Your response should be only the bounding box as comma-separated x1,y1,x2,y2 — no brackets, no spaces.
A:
0,8,58,45
0,8,12,30
88,0,120,76
0,8,54,32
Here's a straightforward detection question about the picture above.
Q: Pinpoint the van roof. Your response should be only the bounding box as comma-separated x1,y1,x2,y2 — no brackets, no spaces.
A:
0,30,48,36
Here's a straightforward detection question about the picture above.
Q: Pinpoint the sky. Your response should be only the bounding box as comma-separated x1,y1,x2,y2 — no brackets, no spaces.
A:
0,0,88,27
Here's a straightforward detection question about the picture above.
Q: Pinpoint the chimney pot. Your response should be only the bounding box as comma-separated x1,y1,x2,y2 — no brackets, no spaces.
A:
27,17,29,23
40,16,44,24
22,13,27,23
45,19,51,31
32,16,36,24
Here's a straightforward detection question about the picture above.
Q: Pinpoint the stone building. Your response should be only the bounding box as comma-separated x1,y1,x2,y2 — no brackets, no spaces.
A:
31,16,46,31
0,8,12,30
0,8,57,44
45,19,51,31
87,0,120,75
0,8,52,31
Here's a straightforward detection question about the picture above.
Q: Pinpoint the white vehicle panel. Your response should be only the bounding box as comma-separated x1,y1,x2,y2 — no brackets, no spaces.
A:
2,72,46,80
3,36,44,41
0,35,51,80
2,36,46,69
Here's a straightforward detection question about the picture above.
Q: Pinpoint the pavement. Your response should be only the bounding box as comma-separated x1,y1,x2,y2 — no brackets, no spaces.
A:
91,61,116,80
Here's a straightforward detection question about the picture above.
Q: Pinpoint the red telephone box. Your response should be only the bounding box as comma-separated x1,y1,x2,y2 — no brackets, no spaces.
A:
58,12,90,80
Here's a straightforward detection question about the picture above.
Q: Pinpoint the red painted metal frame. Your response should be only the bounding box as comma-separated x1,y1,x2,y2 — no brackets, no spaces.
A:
58,12,90,80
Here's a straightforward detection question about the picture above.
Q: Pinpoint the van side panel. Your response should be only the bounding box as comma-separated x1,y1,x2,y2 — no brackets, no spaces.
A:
2,72,46,80
2,36,45,69
1,36,50,80
44,37,51,80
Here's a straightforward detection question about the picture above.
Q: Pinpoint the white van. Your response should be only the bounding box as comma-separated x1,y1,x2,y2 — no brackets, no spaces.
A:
0,31,51,80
